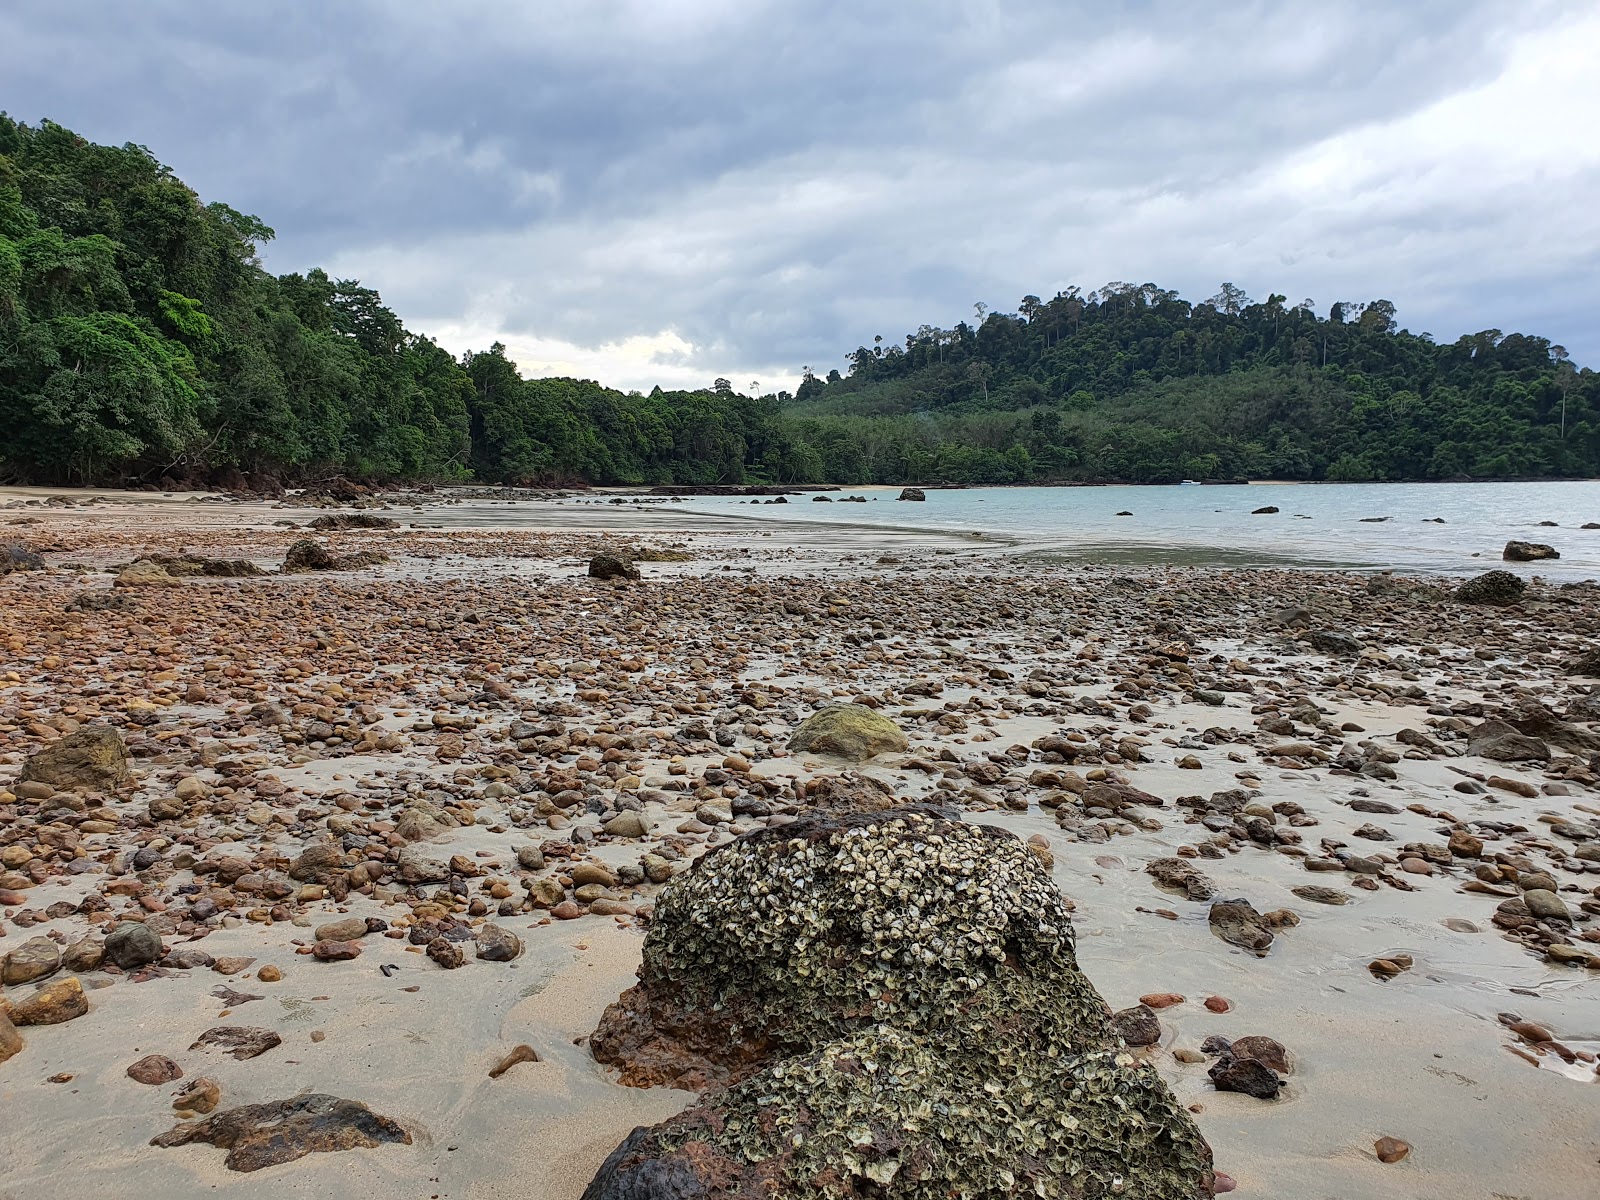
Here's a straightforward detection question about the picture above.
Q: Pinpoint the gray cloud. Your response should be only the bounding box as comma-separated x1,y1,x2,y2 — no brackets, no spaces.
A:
4,0,1596,389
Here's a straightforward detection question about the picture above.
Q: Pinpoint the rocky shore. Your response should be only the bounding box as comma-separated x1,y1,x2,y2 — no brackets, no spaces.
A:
1,488,1598,1198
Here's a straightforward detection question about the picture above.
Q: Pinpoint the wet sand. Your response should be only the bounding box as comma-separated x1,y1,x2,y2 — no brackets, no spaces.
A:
1,487,1597,1199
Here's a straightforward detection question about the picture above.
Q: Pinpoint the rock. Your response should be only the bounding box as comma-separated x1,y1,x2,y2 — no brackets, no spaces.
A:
1291,885,1349,905
584,1025,1212,1200
1368,956,1413,979
105,921,163,969
1204,996,1232,1014
190,1026,282,1060
257,965,283,982
581,807,1212,1200
1147,857,1216,901
1567,646,1600,676
311,940,362,961
5,975,88,1025
1208,898,1275,954
1229,1035,1290,1074
787,704,908,762
1448,829,1484,857
211,956,257,976
475,924,523,962
114,560,183,588
571,862,617,888
1454,570,1525,606
897,487,926,501
588,553,641,581
1252,506,1279,514
1466,720,1548,763
1139,993,1185,1010
281,540,387,573
2,936,62,985
1208,1054,1282,1099
127,1054,184,1084
0,1009,23,1063
796,770,898,814
151,1094,411,1172
19,725,130,791
602,811,649,839
551,900,582,920
489,1044,540,1077
1113,1003,1162,1047
1487,775,1539,798
173,1077,221,1117
1503,541,1558,562
1523,889,1571,923
397,844,449,883
427,938,465,968
307,513,397,530
313,918,369,943
0,543,45,574
1374,1136,1412,1164
1307,630,1362,656
289,844,344,880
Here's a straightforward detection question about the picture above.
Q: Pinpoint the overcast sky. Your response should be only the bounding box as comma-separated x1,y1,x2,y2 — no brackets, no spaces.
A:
4,0,1597,391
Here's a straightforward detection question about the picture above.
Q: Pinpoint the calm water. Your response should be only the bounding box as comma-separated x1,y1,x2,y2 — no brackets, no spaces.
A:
670,482,1600,579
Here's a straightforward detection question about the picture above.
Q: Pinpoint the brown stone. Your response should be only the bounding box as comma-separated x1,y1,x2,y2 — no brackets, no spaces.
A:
127,1054,184,1084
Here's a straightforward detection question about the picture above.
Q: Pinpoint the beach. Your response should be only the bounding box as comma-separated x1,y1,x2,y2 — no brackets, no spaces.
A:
1,486,1597,1199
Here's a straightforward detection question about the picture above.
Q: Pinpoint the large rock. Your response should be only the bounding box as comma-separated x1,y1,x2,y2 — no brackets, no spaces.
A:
2,937,62,986
2,975,88,1025
151,1094,411,1172
1454,570,1525,606
1567,646,1600,677
1503,541,1559,562
281,540,388,573
589,553,641,581
897,487,926,501
0,544,45,575
1466,719,1550,763
19,725,130,791
585,807,1213,1197
104,921,163,969
787,704,908,762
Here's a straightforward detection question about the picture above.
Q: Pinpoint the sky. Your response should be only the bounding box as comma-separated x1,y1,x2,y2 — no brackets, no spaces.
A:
4,0,1598,393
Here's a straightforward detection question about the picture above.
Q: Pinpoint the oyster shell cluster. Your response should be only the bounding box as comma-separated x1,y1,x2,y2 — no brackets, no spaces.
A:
586,806,1214,1198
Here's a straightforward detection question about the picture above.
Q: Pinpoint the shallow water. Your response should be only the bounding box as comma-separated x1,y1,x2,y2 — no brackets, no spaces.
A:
664,481,1600,579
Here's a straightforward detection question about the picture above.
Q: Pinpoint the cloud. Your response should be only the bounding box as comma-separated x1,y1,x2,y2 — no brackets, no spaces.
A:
3,0,1597,389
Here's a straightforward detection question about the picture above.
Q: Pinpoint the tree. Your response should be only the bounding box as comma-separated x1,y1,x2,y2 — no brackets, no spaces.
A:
1208,282,1251,317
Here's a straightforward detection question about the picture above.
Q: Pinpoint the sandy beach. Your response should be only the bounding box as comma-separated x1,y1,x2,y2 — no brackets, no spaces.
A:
2,486,1597,1199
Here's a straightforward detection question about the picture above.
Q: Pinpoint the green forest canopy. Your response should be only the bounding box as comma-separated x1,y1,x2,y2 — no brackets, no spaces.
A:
2,116,1595,487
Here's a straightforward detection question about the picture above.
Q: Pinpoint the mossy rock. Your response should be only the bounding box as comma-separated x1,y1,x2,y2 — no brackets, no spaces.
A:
20,725,131,791
788,704,907,762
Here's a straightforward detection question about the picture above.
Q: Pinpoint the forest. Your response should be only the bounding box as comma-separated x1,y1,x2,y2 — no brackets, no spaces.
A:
2,116,1596,488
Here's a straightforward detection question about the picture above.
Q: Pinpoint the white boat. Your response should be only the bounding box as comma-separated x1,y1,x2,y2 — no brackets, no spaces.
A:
1180,479,1200,486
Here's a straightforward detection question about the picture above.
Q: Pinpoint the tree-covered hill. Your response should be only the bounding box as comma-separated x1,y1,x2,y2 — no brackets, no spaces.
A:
2,117,1594,488
784,285,1598,484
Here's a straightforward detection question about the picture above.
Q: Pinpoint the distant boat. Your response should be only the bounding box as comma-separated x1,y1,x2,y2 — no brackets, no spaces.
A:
1180,479,1201,486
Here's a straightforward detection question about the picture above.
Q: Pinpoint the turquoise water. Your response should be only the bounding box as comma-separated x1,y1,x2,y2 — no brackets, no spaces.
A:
671,481,1600,579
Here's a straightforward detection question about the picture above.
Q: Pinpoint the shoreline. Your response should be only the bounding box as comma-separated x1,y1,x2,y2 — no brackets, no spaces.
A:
1,498,1598,1198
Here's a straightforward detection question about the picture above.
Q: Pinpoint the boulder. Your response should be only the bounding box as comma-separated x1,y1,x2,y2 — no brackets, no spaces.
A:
151,1094,411,1172
2,937,62,986
281,540,387,573
1251,506,1279,515
105,921,164,969
1466,719,1549,763
0,544,45,575
1454,570,1525,607
1503,541,1559,562
114,560,183,588
20,725,130,791
1306,630,1362,656
897,487,926,501
2,975,88,1025
584,807,1212,1198
588,554,641,581
1566,646,1600,677
787,704,908,762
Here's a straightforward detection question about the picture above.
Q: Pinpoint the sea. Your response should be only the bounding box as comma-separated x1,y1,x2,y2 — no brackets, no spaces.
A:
661,481,1600,580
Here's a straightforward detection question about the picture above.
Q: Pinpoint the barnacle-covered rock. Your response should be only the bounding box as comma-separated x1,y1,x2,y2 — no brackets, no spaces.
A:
585,1027,1213,1200
590,807,1117,1091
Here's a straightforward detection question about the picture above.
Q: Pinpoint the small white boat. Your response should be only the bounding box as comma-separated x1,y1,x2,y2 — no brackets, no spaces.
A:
1180,479,1200,486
